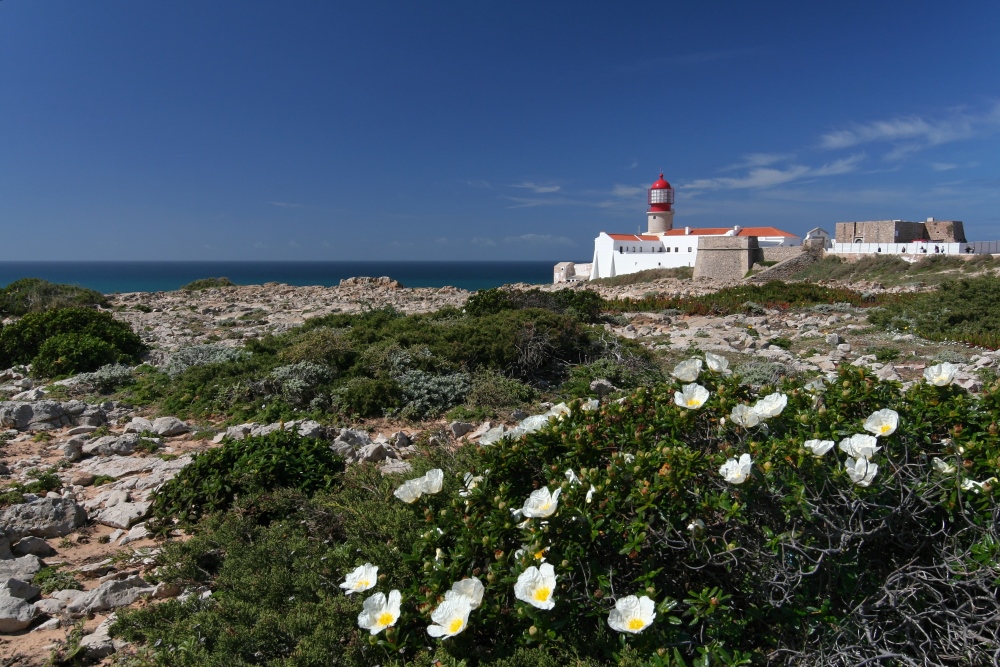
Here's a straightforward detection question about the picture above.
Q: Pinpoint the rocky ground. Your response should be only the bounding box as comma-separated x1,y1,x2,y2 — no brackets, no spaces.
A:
0,275,992,665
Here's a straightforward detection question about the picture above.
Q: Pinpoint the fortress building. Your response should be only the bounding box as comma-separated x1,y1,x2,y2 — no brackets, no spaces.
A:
579,173,800,281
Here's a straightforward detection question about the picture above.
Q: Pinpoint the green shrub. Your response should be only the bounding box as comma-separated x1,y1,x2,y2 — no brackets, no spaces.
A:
165,344,247,377
868,346,900,363
75,363,136,392
32,566,83,594
467,370,538,409
335,377,403,418
0,278,108,316
398,370,471,419
179,277,236,291
733,360,789,387
769,337,793,350
0,307,145,369
465,288,606,323
560,357,664,398
590,267,694,286
31,333,120,377
151,430,345,526
120,368,1000,666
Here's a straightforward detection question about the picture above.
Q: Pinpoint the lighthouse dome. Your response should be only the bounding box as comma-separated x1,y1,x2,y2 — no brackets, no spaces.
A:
650,173,671,190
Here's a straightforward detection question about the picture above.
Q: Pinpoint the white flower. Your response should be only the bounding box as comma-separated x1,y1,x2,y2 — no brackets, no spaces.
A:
804,378,826,393
622,453,635,463
515,543,548,562
426,595,473,639
752,392,787,419
864,409,899,437
845,457,878,487
420,469,444,494
931,457,956,474
585,486,595,504
340,563,378,595
961,477,997,493
672,358,703,382
803,439,835,456
459,472,483,497
565,469,581,486
607,595,656,634
514,562,557,610
546,403,572,419
445,577,485,609
839,434,880,460
581,398,600,411
729,404,760,428
674,383,709,410
357,590,401,635
924,362,957,386
719,453,753,484
521,487,562,518
393,478,424,504
705,352,729,374
687,518,705,536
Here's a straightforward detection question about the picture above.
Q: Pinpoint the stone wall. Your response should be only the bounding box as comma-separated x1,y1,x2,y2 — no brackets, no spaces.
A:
835,221,928,244
693,236,760,282
749,243,823,282
761,246,804,263
925,220,966,243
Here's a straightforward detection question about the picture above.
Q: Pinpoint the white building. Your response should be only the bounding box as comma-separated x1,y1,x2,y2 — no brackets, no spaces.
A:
585,173,800,280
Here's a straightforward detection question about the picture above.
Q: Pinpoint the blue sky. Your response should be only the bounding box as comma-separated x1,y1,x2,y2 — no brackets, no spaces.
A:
1,1,998,261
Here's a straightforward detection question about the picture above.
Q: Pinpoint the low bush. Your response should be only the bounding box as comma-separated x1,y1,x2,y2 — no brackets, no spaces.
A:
0,307,146,370
398,370,471,419
334,377,403,418
868,275,1000,348
179,277,236,291
32,566,82,594
165,344,248,377
31,333,120,377
590,267,693,287
733,360,790,388
116,366,1000,666
75,363,136,392
466,370,538,409
0,278,108,316
151,430,345,526
465,288,606,323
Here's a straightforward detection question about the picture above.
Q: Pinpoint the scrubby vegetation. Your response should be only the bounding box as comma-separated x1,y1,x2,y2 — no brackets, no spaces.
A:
113,364,1000,666
590,267,694,287
868,274,1000,348
121,304,645,422
0,307,146,375
607,281,888,316
0,277,108,315
791,254,995,285
180,277,237,291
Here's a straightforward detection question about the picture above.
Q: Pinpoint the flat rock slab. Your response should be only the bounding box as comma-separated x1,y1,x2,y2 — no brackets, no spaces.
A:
66,576,154,616
95,502,151,530
77,457,160,479
0,555,43,582
1,497,87,540
0,594,40,633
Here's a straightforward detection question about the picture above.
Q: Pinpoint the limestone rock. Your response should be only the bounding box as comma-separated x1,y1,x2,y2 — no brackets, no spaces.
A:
356,443,390,463
11,536,57,557
589,378,617,398
152,416,190,437
96,501,151,530
0,555,43,582
119,523,150,545
66,575,154,616
826,333,842,345
61,438,84,462
123,417,153,433
0,594,39,633
11,388,46,402
336,428,371,448
78,614,124,660
82,434,139,457
448,421,474,439
1,497,87,540
0,578,40,600
295,420,325,438
876,364,901,382
379,459,412,475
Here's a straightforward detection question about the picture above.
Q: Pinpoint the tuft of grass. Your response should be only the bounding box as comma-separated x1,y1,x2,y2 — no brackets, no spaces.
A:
179,277,236,291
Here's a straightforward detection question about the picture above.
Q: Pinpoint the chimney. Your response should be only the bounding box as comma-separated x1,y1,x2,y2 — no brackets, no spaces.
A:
926,217,934,222
684,226,690,235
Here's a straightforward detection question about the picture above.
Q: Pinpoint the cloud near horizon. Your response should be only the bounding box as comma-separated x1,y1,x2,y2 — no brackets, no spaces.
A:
680,154,864,192
819,103,1000,158
509,182,561,193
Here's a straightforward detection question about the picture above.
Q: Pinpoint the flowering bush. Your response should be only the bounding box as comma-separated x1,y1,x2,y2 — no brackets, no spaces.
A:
118,361,1000,666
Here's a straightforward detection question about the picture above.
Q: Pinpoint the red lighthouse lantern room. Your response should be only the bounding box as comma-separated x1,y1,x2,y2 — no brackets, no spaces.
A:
648,173,674,212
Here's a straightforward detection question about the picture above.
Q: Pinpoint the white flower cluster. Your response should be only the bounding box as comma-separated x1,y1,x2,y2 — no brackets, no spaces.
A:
924,362,957,386
393,468,445,503
729,391,788,428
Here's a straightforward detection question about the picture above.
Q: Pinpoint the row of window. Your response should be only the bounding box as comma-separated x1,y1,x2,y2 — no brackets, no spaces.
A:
617,246,692,253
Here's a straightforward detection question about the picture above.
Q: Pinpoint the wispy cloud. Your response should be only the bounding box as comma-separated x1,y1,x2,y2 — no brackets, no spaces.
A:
680,154,865,192
611,184,644,197
470,237,497,247
819,103,1000,159
932,162,959,172
625,159,638,170
509,182,561,193
721,153,796,172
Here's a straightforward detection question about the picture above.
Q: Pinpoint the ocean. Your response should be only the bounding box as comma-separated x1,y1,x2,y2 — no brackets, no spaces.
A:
0,261,560,295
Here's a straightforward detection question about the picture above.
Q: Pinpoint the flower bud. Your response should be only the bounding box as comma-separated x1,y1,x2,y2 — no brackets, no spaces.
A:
528,625,538,636
561,559,569,568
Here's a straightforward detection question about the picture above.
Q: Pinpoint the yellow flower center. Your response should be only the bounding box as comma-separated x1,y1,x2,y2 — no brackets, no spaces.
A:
880,424,891,434
355,579,370,589
533,586,551,602
534,550,546,560
687,399,700,407
377,612,395,627
627,617,647,631
448,618,464,634
540,502,551,511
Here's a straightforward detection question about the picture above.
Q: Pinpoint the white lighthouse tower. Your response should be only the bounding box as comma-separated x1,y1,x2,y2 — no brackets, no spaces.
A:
646,173,674,234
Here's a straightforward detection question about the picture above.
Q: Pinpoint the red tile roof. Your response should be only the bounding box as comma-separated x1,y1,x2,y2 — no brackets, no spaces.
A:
661,226,799,238
608,234,660,241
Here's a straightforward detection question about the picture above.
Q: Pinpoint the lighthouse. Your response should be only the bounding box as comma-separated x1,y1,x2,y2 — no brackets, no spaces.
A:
646,173,674,234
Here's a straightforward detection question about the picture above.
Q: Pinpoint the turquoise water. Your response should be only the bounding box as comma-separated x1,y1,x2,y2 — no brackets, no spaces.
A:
0,261,560,294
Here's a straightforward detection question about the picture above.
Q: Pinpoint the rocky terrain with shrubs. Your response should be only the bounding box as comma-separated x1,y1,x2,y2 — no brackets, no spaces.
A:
0,272,998,666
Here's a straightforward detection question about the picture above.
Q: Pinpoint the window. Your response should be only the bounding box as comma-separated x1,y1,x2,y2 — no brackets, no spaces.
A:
687,247,691,253
666,247,671,252
675,247,679,252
